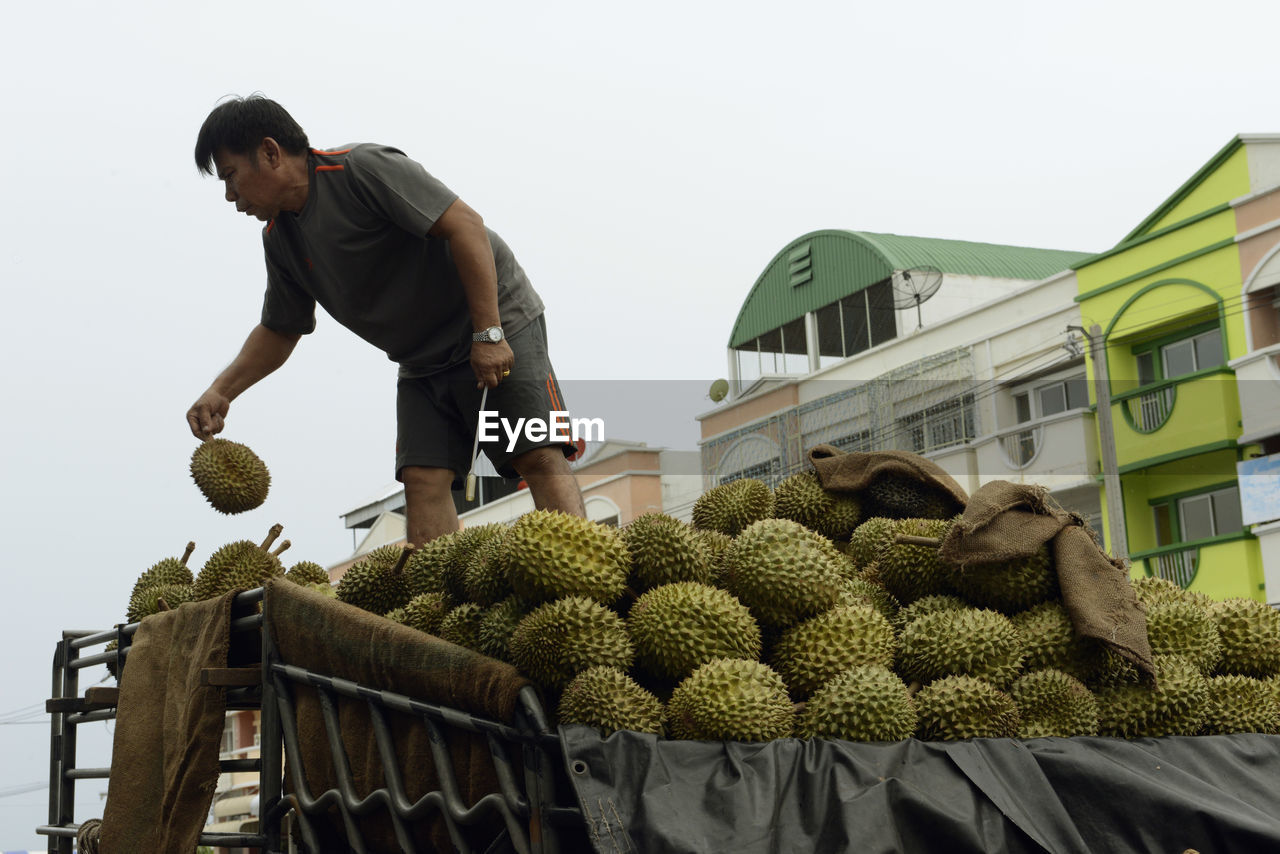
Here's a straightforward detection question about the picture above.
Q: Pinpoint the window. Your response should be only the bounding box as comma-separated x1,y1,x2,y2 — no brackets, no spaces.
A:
831,430,872,453
221,717,236,755
1152,485,1244,547
808,281,899,367
1037,375,1089,416
898,394,976,453
1135,326,1223,386
722,458,782,487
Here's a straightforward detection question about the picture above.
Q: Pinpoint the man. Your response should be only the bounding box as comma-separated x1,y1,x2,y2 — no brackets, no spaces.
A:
186,95,585,544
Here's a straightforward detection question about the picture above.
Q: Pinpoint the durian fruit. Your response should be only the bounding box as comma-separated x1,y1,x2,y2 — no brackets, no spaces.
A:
400,591,454,636
1132,575,1211,609
438,603,485,650
403,533,460,598
126,583,196,623
558,666,665,736
770,604,896,700
691,479,775,537
622,513,712,591
193,525,288,600
1145,599,1220,676
132,542,197,598
190,437,270,514
335,543,414,616
505,511,629,605
1010,669,1098,738
1208,598,1280,677
897,607,1025,687
508,597,634,690
1010,601,1104,682
1094,654,1209,738
951,545,1058,614
772,471,862,540
845,518,897,571
866,473,959,520
895,594,969,630
796,664,917,741
1200,675,1280,735
285,561,330,587
449,525,507,601
666,658,794,742
721,518,848,629
477,596,529,661
914,675,1021,740
838,574,901,625
627,582,761,682
874,518,956,605
693,529,733,586
461,528,511,607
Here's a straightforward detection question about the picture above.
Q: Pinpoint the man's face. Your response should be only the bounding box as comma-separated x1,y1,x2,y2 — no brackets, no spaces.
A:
214,146,282,222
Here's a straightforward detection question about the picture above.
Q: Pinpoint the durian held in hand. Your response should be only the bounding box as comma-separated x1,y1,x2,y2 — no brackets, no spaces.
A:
190,436,271,514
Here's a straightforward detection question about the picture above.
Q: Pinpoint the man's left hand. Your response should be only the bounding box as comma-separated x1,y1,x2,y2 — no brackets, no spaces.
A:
472,339,514,389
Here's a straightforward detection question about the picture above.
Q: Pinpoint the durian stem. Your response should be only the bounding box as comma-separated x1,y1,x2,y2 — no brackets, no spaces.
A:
157,597,172,612
259,524,285,552
271,540,291,557
390,544,417,577
906,681,922,697
895,535,942,549
180,541,196,566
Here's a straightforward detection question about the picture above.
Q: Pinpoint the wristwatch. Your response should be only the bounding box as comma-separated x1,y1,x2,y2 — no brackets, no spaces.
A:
473,325,504,343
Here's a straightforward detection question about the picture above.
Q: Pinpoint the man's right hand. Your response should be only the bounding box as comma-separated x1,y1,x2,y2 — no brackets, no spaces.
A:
187,389,231,439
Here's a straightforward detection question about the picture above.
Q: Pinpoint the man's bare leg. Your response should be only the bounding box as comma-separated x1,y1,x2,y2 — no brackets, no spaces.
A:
402,465,461,545
513,446,586,517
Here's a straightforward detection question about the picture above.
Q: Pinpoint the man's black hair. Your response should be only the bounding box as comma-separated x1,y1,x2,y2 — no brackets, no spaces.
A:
194,94,310,175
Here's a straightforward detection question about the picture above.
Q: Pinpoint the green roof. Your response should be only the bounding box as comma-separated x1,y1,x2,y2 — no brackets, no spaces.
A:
729,230,1090,348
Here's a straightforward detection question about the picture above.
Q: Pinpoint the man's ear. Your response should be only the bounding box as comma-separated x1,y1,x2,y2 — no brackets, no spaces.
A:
260,137,283,169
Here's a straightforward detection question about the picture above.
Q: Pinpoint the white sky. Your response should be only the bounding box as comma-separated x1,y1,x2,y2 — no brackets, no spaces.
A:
4,0,1280,846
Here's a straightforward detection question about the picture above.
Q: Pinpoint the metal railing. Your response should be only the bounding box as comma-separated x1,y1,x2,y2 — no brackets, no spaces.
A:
40,587,581,853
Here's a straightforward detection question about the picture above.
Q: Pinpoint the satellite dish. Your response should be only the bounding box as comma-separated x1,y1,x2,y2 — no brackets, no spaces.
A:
708,378,730,402
891,266,943,329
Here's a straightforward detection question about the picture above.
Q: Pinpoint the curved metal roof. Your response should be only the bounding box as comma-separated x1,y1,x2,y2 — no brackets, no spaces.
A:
729,230,1089,348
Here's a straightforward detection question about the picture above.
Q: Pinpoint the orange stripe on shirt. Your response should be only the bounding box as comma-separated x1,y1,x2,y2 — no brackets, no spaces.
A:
310,148,352,155
315,164,345,172
265,219,275,234
547,373,564,412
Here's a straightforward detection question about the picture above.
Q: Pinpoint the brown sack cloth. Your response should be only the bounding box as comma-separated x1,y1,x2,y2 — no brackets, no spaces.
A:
938,480,1155,681
99,590,237,853
808,445,969,512
264,578,535,853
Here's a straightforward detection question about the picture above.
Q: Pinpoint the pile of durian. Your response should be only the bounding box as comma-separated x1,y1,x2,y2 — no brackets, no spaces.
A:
326,471,1280,743
121,523,332,625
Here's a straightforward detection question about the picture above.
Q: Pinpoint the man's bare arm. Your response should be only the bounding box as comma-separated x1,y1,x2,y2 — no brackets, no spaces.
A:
429,198,514,389
186,323,301,438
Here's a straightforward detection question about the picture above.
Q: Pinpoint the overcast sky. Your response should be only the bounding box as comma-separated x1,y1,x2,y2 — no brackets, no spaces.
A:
4,0,1280,847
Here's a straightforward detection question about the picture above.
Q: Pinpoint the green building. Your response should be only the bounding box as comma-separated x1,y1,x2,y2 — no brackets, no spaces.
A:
1075,135,1280,602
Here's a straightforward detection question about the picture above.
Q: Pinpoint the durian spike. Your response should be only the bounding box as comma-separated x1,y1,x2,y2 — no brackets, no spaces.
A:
259,523,285,552
390,544,417,577
180,542,196,566
271,540,291,557
895,535,942,549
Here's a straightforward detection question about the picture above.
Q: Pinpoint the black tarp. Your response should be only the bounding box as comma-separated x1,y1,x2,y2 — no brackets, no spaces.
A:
560,727,1280,854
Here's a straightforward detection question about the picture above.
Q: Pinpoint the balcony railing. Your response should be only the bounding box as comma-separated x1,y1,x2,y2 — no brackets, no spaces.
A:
999,427,1042,469
984,408,1094,477
1131,544,1200,589
1120,384,1176,433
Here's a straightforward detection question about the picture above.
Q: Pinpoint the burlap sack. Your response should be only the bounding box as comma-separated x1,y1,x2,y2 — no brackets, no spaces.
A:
939,480,1154,680
807,445,969,514
265,579,535,853
99,590,237,853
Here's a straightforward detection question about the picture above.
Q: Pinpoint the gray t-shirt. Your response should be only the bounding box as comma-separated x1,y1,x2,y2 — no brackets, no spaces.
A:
259,143,545,376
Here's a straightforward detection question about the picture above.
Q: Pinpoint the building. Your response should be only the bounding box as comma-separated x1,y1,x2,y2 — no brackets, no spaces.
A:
700,230,1098,527
205,709,261,852
1074,135,1280,603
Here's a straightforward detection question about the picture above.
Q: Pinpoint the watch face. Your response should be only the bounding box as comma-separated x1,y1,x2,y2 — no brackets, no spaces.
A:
488,327,502,342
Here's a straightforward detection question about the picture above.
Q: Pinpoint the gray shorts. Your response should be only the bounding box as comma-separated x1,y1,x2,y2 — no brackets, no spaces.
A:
395,315,574,487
